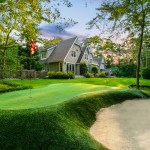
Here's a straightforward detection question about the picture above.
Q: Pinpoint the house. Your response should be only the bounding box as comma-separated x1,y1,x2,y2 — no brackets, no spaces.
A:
94,57,105,72
77,46,99,72
40,37,105,75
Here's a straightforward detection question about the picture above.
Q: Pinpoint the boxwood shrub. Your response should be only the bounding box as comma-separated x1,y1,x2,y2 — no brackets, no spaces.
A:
47,71,75,79
84,72,94,78
95,72,107,78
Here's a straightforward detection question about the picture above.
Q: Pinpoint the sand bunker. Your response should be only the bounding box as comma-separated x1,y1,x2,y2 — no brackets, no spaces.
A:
90,99,150,150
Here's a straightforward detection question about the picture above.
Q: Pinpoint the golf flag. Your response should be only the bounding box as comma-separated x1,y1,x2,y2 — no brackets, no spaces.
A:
30,39,36,55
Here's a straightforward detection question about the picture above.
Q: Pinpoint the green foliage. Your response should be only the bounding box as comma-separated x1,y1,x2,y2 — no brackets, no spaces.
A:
88,0,150,88
0,80,31,93
80,62,88,75
84,36,103,57
0,0,74,70
142,67,150,79
95,72,107,78
0,89,148,149
48,71,74,79
67,71,75,79
43,38,61,47
2,78,150,89
91,66,98,75
105,55,113,68
116,63,136,77
18,46,42,71
84,72,94,78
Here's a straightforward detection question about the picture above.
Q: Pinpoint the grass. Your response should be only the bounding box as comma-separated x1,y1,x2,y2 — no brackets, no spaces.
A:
0,89,148,150
0,78,150,149
1,78,150,89
0,80,31,93
0,83,119,110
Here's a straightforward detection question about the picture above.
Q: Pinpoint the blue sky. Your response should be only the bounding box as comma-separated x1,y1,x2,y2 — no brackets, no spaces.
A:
40,0,102,41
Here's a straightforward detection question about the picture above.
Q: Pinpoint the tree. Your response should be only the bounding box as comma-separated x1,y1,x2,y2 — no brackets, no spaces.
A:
84,36,103,57
91,66,98,76
80,62,88,75
88,0,150,89
39,38,61,47
0,0,73,70
18,46,42,71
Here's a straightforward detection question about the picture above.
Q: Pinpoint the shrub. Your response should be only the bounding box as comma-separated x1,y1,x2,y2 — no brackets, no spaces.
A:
47,71,74,79
84,72,94,78
80,62,88,75
47,71,55,79
95,72,107,78
91,66,98,75
68,72,75,79
142,67,150,79
0,81,31,93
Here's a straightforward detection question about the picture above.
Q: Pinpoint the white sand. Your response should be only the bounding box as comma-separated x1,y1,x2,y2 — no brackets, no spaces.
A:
89,99,150,150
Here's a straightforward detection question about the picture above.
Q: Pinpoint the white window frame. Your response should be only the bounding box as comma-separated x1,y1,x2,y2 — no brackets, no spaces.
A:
71,51,76,58
41,51,47,60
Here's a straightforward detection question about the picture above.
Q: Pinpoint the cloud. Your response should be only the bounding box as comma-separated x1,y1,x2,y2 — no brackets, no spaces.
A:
40,23,89,42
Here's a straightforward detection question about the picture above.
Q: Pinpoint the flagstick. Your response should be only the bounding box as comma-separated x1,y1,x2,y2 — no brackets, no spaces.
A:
29,39,36,98
29,53,32,98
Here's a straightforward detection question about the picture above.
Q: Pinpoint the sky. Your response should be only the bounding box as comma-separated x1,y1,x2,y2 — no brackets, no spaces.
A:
40,0,102,41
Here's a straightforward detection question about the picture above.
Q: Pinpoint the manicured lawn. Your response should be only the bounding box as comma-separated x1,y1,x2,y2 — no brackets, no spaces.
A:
0,89,148,150
0,77,150,149
1,78,150,89
0,83,119,110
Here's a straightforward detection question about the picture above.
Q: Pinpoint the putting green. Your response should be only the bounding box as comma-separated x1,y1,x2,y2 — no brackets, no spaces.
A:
0,83,118,110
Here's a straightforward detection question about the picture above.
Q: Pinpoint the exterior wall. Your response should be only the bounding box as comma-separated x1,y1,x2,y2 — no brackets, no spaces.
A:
64,43,81,75
75,64,80,75
64,44,81,63
88,53,94,64
40,47,55,60
80,48,99,73
100,58,105,70
80,48,94,64
81,49,89,64
63,62,67,73
46,62,59,72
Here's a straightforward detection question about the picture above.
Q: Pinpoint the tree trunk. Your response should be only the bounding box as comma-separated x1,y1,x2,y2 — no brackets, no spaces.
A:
2,27,13,70
136,25,145,89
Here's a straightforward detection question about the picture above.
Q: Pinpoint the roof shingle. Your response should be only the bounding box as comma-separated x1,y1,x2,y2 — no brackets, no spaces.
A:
46,37,77,63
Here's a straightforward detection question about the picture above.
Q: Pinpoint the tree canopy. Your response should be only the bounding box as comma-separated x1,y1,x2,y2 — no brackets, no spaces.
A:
0,0,73,70
88,0,150,89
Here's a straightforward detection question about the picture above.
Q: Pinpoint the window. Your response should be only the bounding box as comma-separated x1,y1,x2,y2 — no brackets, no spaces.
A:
71,51,76,57
85,54,88,60
41,52,46,59
42,64,46,71
90,59,92,63
72,64,74,72
60,63,63,72
67,63,75,73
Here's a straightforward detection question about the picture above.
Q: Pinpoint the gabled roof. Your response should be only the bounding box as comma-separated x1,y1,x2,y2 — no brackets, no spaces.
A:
77,47,86,63
44,37,77,63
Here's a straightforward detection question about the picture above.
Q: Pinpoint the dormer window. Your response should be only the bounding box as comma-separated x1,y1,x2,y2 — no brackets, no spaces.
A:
71,51,76,57
41,51,47,59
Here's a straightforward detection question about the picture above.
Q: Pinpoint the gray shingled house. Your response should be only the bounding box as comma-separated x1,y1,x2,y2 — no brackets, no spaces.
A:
40,37,105,75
